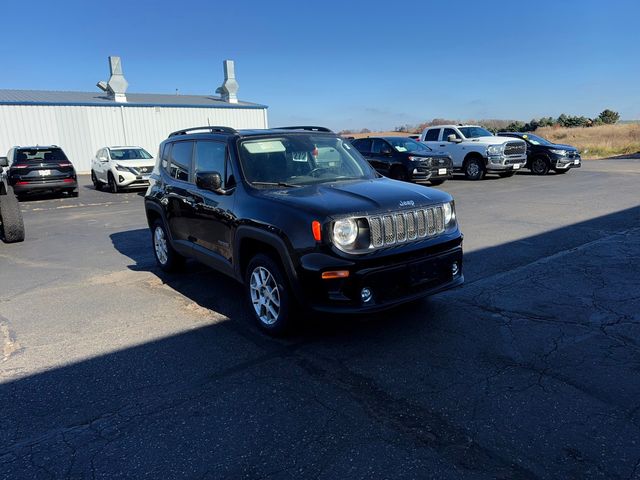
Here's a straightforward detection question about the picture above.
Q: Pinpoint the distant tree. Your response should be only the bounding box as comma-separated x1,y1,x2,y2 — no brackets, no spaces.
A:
598,109,620,125
523,119,540,132
360,128,371,134
557,114,569,127
505,121,526,132
538,116,555,127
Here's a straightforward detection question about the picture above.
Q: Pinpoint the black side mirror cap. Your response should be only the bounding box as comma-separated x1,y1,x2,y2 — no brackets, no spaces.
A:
0,157,8,167
196,171,223,193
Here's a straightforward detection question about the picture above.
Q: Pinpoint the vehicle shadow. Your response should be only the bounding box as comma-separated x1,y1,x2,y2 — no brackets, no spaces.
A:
1,206,639,478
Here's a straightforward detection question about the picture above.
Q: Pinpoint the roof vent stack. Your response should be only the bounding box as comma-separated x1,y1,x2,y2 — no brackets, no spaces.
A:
96,56,128,103
216,60,239,104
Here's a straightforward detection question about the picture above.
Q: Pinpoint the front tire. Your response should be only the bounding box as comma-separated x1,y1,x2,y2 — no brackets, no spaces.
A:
530,156,550,175
91,170,103,190
464,157,485,180
0,187,25,243
246,254,294,335
151,219,184,272
108,172,119,193
389,166,409,182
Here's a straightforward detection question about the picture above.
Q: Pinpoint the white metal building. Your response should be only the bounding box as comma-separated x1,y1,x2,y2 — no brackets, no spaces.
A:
0,58,268,172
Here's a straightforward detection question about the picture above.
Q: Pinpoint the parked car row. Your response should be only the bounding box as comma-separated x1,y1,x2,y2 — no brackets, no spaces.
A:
352,126,581,183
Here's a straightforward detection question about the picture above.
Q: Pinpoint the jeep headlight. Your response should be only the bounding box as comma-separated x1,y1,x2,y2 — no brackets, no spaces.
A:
550,149,567,156
333,218,358,247
487,145,504,155
443,201,456,227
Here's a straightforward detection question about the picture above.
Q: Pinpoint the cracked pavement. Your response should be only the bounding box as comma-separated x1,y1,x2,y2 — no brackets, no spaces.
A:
1,159,639,479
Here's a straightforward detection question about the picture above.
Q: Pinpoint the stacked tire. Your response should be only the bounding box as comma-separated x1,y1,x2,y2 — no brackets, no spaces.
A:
0,186,25,243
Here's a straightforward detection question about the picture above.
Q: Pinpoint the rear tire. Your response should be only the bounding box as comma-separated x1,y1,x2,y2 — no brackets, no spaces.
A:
0,187,25,243
245,254,295,335
108,172,119,193
389,166,409,182
91,170,103,190
464,157,485,180
429,179,446,186
530,156,550,175
151,219,184,272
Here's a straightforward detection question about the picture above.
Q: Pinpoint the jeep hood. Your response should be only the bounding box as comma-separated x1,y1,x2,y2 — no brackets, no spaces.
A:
257,177,453,218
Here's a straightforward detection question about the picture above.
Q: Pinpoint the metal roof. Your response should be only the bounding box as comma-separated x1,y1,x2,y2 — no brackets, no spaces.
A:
0,89,267,109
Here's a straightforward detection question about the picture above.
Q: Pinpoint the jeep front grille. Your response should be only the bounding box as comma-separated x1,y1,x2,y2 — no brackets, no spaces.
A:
368,206,445,248
504,142,526,156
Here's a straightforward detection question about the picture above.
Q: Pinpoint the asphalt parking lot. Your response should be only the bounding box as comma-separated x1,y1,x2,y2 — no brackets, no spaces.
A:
1,160,640,479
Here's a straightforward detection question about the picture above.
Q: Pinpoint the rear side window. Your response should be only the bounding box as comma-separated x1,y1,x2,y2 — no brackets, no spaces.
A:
194,141,226,176
352,139,371,153
424,129,440,141
168,141,193,182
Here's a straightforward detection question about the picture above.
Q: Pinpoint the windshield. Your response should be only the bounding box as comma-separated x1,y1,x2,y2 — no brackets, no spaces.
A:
238,134,376,188
385,137,432,153
15,148,68,163
458,127,493,139
521,134,553,146
109,148,152,161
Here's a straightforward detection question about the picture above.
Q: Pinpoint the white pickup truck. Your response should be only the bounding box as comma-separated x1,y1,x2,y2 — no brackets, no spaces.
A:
419,125,527,180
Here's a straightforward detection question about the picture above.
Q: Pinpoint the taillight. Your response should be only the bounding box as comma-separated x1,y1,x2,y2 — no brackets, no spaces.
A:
12,164,28,168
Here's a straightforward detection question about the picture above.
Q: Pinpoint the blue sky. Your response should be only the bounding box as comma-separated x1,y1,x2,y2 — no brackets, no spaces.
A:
1,0,638,131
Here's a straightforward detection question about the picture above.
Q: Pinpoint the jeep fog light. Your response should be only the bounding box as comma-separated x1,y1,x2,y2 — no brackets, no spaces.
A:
452,262,459,276
361,287,373,303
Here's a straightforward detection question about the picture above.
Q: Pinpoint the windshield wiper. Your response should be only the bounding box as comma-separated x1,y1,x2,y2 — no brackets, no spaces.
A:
251,181,302,188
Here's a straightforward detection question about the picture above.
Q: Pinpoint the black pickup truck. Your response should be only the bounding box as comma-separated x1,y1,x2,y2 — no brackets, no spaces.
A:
145,126,464,334
0,156,25,243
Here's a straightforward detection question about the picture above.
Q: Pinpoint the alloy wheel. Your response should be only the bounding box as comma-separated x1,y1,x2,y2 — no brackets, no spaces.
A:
249,266,281,325
154,226,168,265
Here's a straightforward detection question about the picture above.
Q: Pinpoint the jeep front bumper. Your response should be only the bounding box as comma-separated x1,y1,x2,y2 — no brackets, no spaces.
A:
297,238,464,313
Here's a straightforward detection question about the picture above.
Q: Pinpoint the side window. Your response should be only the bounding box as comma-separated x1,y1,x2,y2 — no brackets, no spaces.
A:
169,141,193,182
442,128,457,141
371,139,390,154
194,141,226,177
161,143,171,170
352,139,371,153
425,129,440,141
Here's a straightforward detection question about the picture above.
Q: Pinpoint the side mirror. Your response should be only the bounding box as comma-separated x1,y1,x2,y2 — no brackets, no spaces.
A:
0,157,8,167
196,171,223,193
381,147,393,155
100,156,109,162
448,134,462,143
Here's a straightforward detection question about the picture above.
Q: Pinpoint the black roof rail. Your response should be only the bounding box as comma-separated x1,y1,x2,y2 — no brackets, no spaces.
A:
274,126,334,133
168,126,238,138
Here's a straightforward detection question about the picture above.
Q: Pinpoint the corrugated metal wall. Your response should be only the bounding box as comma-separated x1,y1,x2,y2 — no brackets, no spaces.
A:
0,104,268,172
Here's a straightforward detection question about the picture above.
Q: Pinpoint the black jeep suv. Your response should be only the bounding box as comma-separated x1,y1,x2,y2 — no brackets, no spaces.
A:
498,132,582,175
145,126,464,333
351,136,453,185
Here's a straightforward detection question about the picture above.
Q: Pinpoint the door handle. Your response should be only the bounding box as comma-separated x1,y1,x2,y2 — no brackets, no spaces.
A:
439,144,446,147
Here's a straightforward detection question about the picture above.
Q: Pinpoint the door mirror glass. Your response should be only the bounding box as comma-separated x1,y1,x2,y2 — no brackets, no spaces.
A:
448,134,462,143
196,171,223,193
0,157,8,167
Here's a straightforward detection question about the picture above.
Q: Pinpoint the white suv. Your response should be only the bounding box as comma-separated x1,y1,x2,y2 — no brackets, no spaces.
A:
420,125,527,180
91,146,155,192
